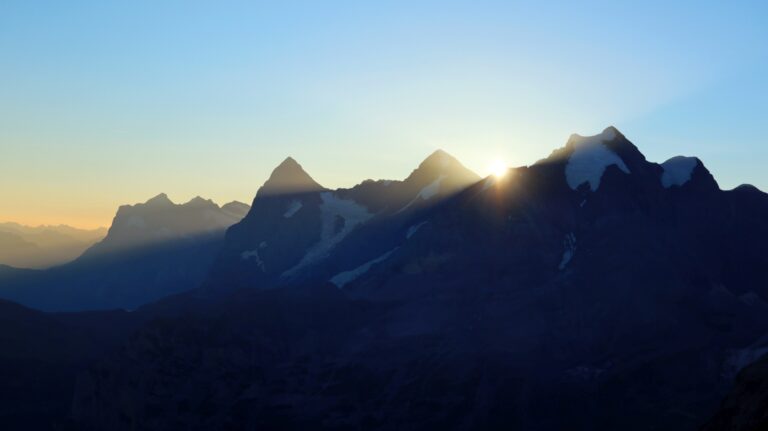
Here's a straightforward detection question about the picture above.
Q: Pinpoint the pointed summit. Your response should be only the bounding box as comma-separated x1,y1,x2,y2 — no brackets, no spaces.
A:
409,149,480,183
393,149,480,212
419,149,454,169
257,157,325,197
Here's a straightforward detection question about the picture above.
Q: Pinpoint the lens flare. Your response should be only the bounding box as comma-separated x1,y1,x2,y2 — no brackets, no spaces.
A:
488,160,508,179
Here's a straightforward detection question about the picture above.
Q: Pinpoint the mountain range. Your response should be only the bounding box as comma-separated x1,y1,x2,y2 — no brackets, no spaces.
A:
0,195,249,311
1,127,768,430
0,222,107,269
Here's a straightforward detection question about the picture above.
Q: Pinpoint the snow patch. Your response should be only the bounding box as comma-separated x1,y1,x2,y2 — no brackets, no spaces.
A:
283,200,303,218
397,175,447,213
419,175,446,200
283,192,373,277
661,156,698,188
330,248,398,288
241,249,266,272
559,233,576,270
566,130,629,191
406,221,428,239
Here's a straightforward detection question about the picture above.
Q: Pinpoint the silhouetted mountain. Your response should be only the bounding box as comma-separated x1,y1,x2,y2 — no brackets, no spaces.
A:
221,200,251,218
66,128,768,430
204,150,479,293
80,193,238,258
258,156,326,197
0,222,106,269
0,194,249,311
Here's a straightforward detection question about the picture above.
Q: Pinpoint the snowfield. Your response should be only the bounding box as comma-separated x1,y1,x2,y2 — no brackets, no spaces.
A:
661,156,698,188
566,129,630,191
330,247,398,288
283,192,373,277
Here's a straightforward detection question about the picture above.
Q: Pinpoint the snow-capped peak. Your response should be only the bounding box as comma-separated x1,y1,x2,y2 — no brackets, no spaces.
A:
660,156,699,188
565,127,630,191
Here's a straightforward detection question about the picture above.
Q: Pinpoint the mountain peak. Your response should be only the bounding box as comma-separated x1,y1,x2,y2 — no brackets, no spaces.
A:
411,149,479,181
603,125,623,138
278,156,300,169
145,193,174,207
393,149,480,209
221,201,251,218
257,157,325,197
183,196,218,208
418,149,459,170
567,126,623,148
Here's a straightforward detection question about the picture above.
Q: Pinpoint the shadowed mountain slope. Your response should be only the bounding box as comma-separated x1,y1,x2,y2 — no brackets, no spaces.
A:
205,150,480,293
0,195,249,311
0,222,107,269
69,128,768,430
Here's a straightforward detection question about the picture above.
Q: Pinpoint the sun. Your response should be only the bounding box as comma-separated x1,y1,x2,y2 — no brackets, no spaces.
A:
488,159,508,179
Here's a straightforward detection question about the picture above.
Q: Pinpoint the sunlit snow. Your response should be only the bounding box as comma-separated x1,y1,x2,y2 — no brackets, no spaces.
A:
283,192,373,277
330,248,398,288
566,129,629,191
661,156,698,188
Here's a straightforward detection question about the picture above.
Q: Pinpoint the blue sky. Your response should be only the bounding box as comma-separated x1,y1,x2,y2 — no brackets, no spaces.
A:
1,1,767,227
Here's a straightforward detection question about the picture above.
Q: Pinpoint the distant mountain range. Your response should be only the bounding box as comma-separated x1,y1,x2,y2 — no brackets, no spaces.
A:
0,195,249,311
1,127,768,430
0,222,107,269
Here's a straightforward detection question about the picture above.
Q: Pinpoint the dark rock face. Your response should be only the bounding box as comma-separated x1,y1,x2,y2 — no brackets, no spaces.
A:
0,195,249,311
703,354,768,431
205,150,480,294
68,129,768,430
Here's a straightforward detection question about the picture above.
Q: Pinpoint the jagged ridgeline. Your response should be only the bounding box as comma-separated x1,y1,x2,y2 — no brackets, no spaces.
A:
2,127,768,431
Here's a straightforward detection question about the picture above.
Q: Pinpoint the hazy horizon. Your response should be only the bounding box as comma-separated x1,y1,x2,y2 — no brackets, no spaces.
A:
2,1,767,228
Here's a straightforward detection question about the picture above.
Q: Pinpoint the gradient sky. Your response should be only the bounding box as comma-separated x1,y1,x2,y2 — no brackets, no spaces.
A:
1,1,767,228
